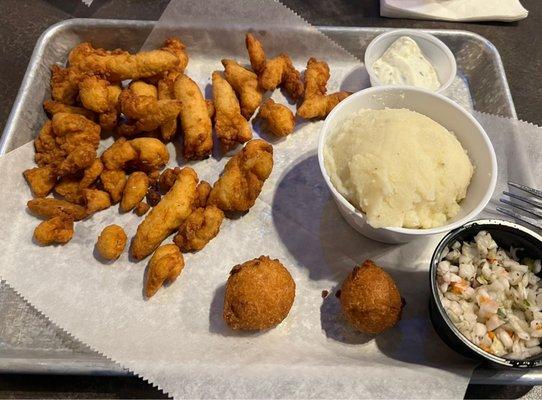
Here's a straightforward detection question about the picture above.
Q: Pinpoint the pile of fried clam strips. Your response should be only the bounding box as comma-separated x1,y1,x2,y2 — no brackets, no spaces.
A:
1,0,541,399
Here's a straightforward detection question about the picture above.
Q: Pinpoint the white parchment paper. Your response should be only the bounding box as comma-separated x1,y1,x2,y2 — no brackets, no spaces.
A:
0,1,540,398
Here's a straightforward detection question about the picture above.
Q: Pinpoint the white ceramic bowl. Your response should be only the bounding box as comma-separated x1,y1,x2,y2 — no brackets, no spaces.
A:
364,29,457,93
317,86,497,244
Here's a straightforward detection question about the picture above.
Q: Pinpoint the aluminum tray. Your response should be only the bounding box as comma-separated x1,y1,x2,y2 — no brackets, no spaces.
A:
0,19,533,386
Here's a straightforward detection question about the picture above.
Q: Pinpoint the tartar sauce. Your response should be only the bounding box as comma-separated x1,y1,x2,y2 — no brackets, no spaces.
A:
372,36,441,91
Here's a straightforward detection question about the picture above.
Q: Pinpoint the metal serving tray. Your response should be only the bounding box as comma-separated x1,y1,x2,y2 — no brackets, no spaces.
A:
0,19,533,385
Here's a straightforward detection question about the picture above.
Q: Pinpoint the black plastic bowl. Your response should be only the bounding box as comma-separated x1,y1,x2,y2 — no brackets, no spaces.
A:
430,219,542,368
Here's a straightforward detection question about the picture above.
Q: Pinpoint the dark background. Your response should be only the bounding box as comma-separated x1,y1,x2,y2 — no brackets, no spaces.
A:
0,0,540,398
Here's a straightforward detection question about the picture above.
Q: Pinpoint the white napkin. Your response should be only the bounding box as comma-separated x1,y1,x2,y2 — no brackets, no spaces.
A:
381,0,528,22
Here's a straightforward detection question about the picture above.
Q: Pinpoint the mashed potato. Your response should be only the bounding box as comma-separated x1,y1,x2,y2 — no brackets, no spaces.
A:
324,108,474,229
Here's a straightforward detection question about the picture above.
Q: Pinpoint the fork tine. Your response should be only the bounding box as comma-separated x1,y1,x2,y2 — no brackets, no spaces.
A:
500,198,542,219
503,191,542,209
509,182,542,199
496,206,542,230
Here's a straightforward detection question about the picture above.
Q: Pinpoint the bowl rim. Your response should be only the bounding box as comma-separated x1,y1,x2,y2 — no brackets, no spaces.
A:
317,85,498,236
364,29,457,94
429,219,542,367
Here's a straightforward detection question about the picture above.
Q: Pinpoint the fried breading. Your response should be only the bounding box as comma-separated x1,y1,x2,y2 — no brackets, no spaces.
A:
145,38,189,84
98,83,122,131
223,256,295,330
208,139,273,212
96,224,127,261
222,59,263,119
212,71,252,152
119,88,182,134
144,244,185,298
129,80,158,97
79,158,104,189
260,54,304,100
246,34,304,99
68,42,180,81
245,33,266,74
134,201,150,216
34,121,64,172
256,99,295,137
158,167,180,193
120,171,149,212
157,74,179,141
146,187,161,207
50,65,85,105
196,180,212,207
206,99,215,119
23,166,57,197
27,198,87,221
101,138,137,171
297,58,351,119
54,176,84,204
37,113,101,176
100,169,126,204
43,100,95,120
129,138,169,171
79,75,110,113
173,74,213,160
83,188,111,214
162,38,188,74
173,205,224,252
34,216,74,246
131,167,198,260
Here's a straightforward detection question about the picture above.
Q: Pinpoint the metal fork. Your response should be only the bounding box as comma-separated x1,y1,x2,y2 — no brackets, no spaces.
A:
497,182,542,230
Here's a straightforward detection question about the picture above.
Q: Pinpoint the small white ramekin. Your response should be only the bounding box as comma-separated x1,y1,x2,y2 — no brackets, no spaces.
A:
364,29,457,94
318,86,497,244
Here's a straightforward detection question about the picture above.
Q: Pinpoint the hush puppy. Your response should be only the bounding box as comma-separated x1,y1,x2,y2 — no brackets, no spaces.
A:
339,260,403,334
223,256,295,331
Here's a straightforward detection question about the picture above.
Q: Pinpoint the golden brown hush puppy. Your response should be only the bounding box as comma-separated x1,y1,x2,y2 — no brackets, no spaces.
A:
223,256,295,331
339,260,403,334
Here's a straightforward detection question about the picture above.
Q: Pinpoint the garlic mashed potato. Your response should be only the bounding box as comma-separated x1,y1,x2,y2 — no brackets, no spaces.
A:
324,108,474,229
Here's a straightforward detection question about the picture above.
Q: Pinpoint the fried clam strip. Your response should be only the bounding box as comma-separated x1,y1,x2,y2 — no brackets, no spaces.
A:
212,71,252,152
131,167,199,260
173,205,224,252
208,139,273,212
101,137,137,171
78,75,122,131
144,244,185,298
118,88,182,136
99,83,122,131
27,198,87,221
245,33,303,100
245,33,266,75
34,215,74,246
222,59,263,119
260,54,304,100
129,80,178,142
23,166,57,198
173,74,213,159
43,100,95,120
256,99,295,137
68,42,180,81
50,65,86,105
120,171,149,213
297,58,350,119
157,73,180,141
34,113,100,176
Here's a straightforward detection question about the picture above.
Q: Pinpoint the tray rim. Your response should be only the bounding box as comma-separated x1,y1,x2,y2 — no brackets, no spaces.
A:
1,18,532,386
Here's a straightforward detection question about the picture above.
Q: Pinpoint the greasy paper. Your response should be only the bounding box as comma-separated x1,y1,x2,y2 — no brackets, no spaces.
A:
0,1,539,399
